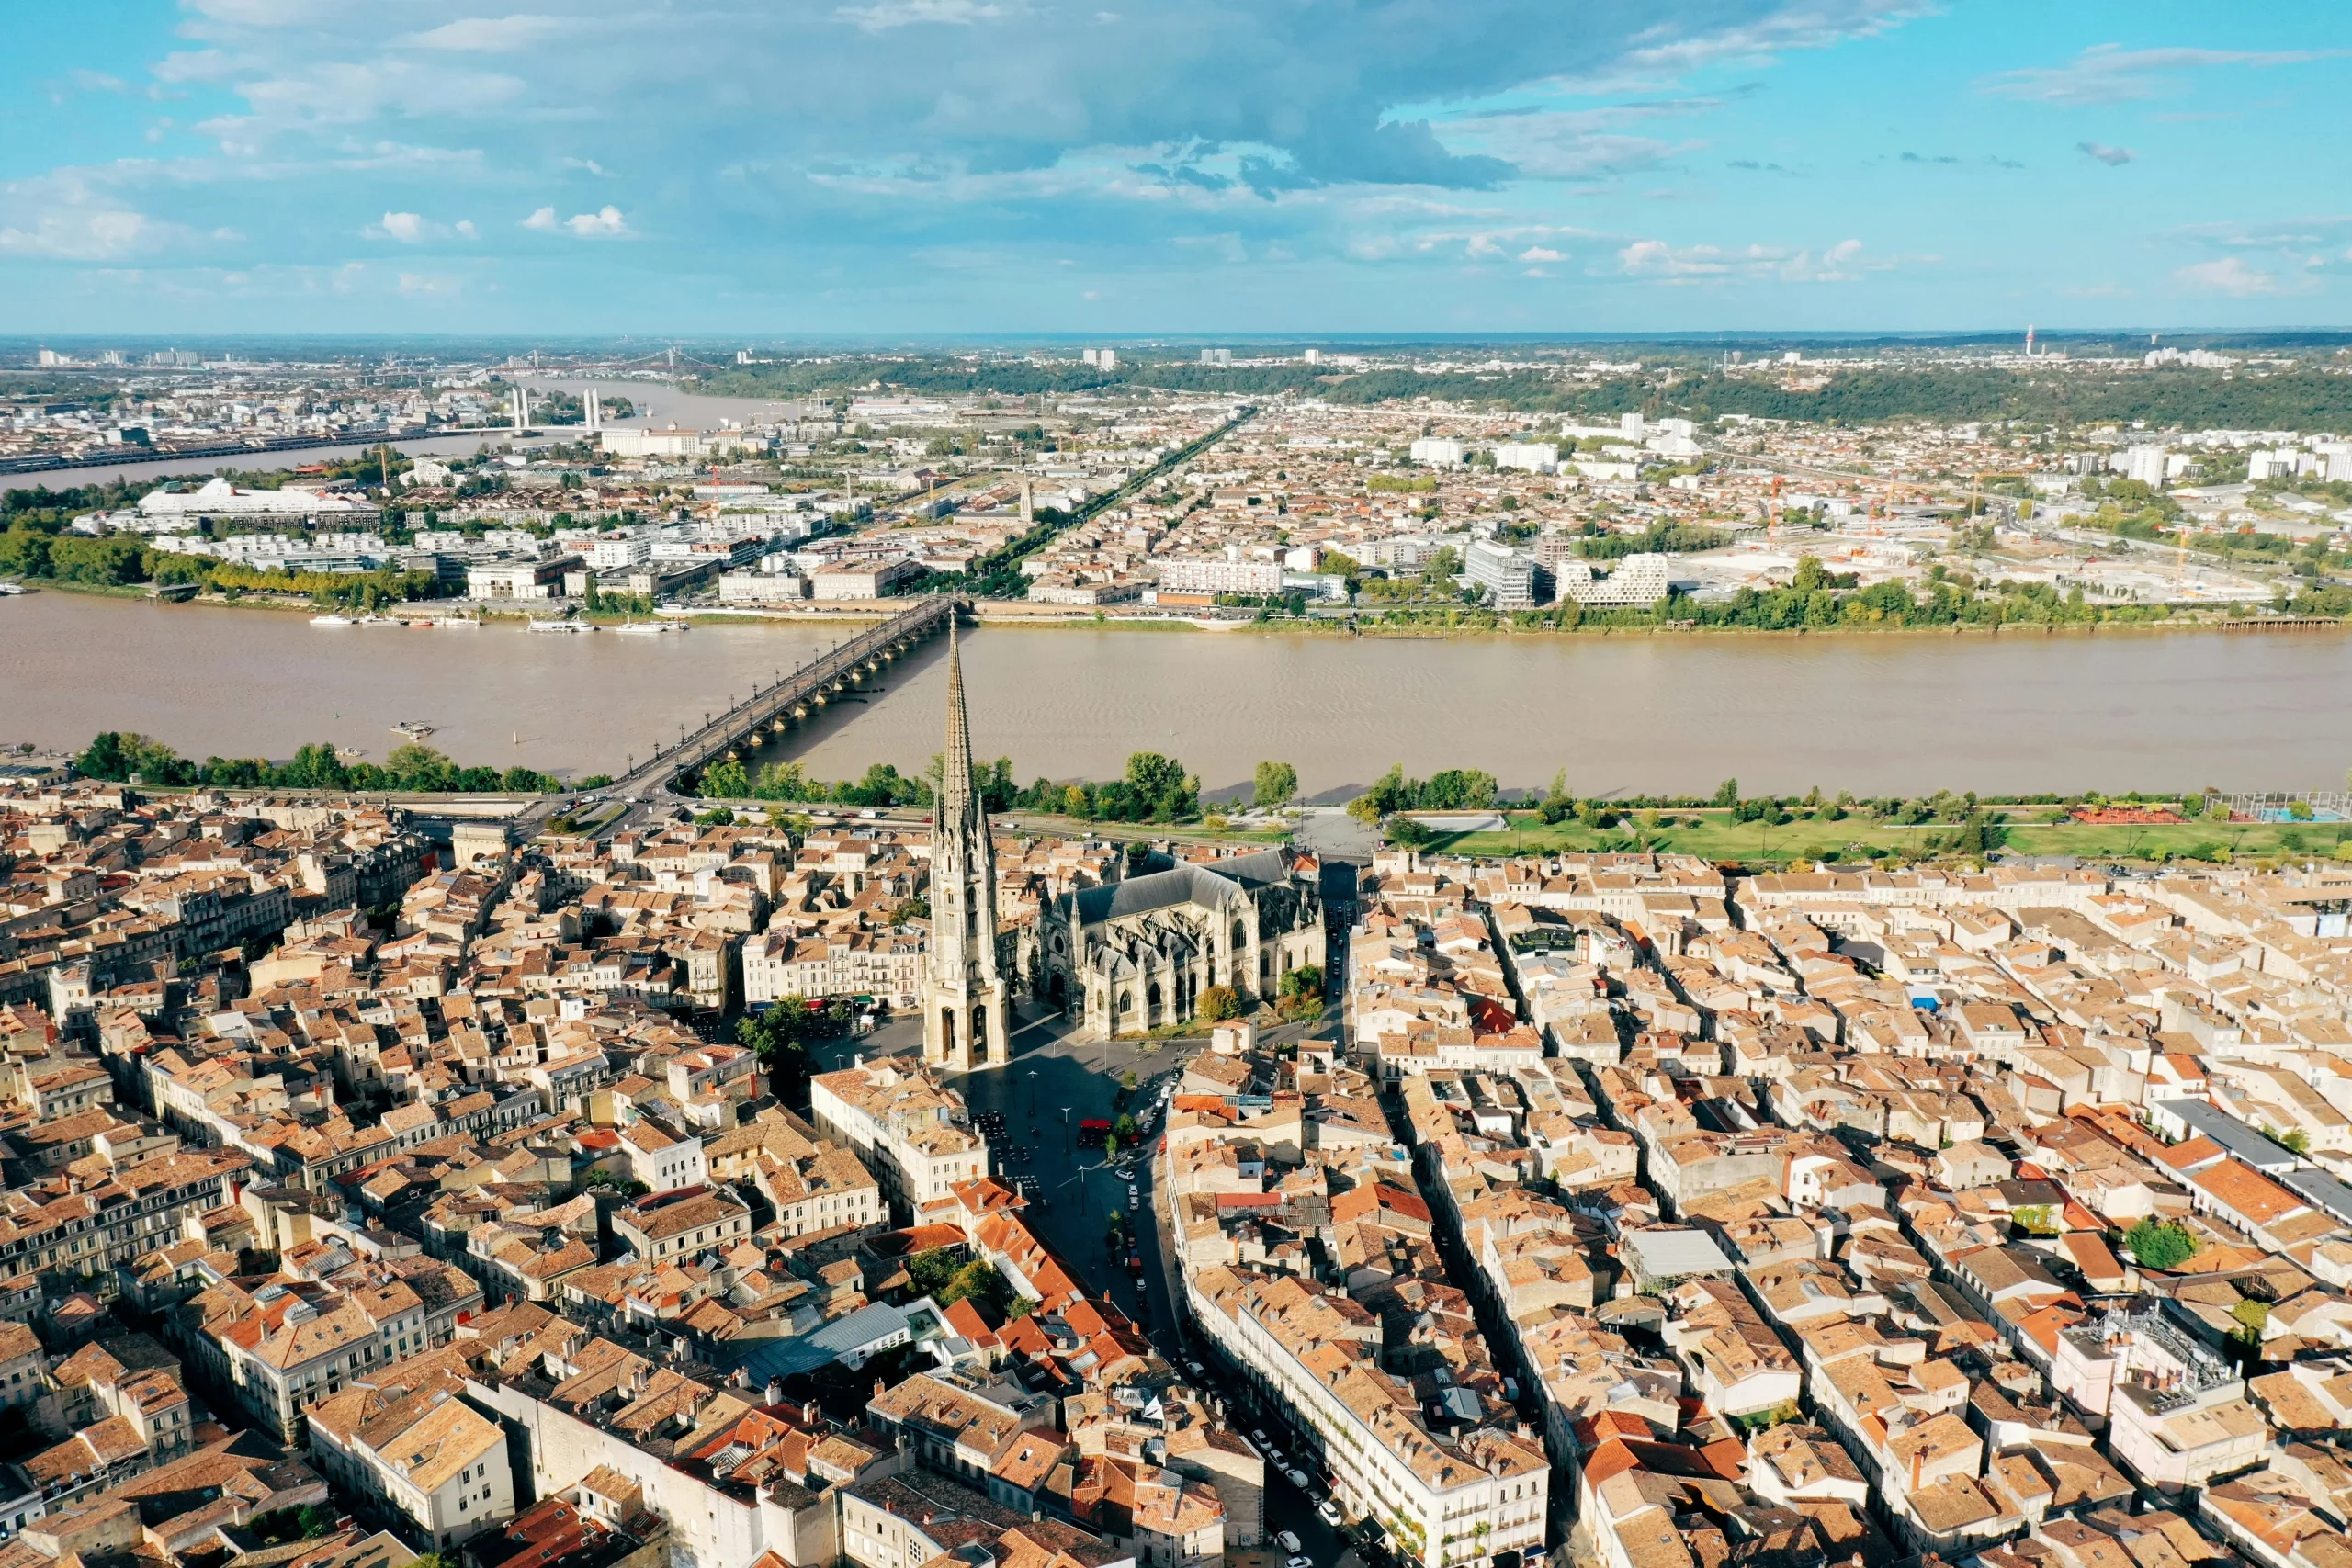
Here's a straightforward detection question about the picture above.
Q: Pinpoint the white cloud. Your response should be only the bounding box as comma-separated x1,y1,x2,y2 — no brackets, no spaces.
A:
365,210,476,242
2174,257,2279,297
2077,141,2134,166
153,50,237,83
1983,44,2344,107
836,0,1010,32
1619,234,1877,283
0,175,200,260
1519,245,1565,262
397,270,460,294
564,204,630,236
0,208,155,260
400,15,572,51
525,203,631,237
200,58,526,137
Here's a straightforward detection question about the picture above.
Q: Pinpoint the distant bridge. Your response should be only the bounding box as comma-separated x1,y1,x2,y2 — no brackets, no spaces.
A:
616,596,963,797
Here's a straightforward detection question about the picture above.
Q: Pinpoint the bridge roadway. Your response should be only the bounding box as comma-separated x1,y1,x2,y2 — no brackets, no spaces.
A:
611,595,964,799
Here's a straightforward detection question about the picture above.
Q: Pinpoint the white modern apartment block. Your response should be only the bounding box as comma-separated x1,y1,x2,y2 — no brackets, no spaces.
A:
1492,442,1559,473
1156,552,1284,596
588,536,652,569
1408,437,1466,468
1557,552,1670,606
1462,539,1549,612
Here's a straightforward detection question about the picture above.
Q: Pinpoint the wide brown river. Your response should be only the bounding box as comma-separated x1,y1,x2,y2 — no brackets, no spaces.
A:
5,590,2349,797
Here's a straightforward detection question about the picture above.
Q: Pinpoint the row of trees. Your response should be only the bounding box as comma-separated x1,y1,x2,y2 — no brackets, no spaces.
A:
1354,558,2198,636
0,526,440,609
701,750,1207,823
1345,763,1501,823
75,732,558,794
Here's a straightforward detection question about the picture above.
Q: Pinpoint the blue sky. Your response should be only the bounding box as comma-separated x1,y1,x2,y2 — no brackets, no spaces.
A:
3,0,2348,335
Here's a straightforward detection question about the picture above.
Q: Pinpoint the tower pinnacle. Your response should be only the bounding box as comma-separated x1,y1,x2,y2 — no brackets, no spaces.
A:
922,608,1006,1073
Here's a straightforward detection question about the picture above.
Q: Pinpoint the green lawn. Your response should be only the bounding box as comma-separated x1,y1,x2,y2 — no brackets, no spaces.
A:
1425,808,2346,866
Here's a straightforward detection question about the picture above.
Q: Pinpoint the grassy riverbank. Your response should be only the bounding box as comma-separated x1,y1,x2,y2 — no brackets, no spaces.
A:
1426,807,2344,864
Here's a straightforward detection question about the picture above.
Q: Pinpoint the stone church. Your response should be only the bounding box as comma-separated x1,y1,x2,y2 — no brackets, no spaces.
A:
1039,849,1324,1038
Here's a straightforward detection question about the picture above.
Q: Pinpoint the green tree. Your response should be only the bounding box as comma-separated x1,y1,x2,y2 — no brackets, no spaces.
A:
1537,769,1573,825
2230,1297,2270,1350
1279,964,1323,1000
1713,776,1739,807
1197,985,1244,1022
1387,817,1432,848
2124,1218,2198,1270
737,995,854,1097
701,759,752,799
75,731,130,782
280,741,351,791
384,740,455,792
1253,761,1298,809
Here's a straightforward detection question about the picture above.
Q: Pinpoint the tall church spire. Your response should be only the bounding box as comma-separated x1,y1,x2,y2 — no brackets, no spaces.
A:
940,615,974,813
922,607,1006,1075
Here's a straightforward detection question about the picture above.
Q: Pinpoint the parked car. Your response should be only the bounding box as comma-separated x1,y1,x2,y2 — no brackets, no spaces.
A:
1288,1468,1311,1489
1252,1429,1269,1443
1317,1501,1343,1526
1287,1555,1314,1568
1276,1532,1303,1554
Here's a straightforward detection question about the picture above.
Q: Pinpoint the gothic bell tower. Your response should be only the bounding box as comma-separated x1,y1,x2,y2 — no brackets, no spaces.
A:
922,614,1009,1072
